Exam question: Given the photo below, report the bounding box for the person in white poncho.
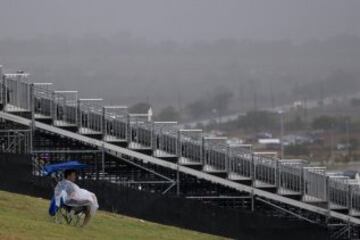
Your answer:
[54,169,99,227]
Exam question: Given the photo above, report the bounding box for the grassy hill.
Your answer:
[0,190,227,240]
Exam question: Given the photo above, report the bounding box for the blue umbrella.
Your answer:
[43,161,88,176]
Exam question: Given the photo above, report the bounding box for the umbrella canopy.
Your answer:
[43,161,88,176]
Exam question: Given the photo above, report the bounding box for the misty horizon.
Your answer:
[0,0,360,43]
[1,0,360,118]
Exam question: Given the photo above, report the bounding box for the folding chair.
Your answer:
[44,161,89,226]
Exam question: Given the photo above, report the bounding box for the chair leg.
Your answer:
[53,207,86,226]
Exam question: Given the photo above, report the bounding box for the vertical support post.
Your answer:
[2,68,8,109]
[251,190,255,212]
[176,130,181,161]
[7,131,9,150]
[176,163,180,196]
[51,91,56,124]
[102,107,106,139]
[62,94,67,123]
[301,167,306,201]
[101,143,105,174]
[94,151,99,181]
[126,113,131,145]
[30,83,35,123]
[275,159,280,192]
[325,176,330,224]
[15,74,19,108]
[176,130,181,196]
[251,153,255,186]
[225,145,230,176]
[77,98,81,130]
[0,65,3,109]
[348,184,353,214]
[151,122,156,153]
[201,137,205,166]
[29,83,35,155]
[251,153,255,212]
[27,77,31,111]
[74,93,78,127]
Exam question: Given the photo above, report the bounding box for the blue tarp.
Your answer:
[43,161,88,176]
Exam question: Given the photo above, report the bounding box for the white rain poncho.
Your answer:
[54,179,99,215]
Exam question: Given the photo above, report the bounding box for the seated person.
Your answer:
[54,169,99,226]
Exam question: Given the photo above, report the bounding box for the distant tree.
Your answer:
[185,86,234,120]
[156,106,180,121]
[296,69,359,99]
[285,144,310,156]
[286,115,306,130]
[195,122,205,130]
[129,102,151,113]
[311,116,336,130]
[350,138,359,151]
[210,86,233,115]
[185,100,209,119]
[238,111,277,131]
[351,98,360,107]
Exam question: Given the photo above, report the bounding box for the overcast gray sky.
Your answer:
[0,0,359,42]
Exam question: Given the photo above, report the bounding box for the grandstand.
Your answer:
[0,65,359,239]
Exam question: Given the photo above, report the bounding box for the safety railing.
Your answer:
[33,83,53,118]
[129,114,152,149]
[254,154,277,186]
[53,91,78,126]
[4,73,32,112]
[203,136,228,172]
[0,66,3,107]
[103,106,128,142]
[178,129,203,165]
[228,146,252,180]
[152,122,178,157]
[78,98,103,134]
[351,184,360,216]
[277,159,308,195]
[303,167,327,202]
[328,176,350,209]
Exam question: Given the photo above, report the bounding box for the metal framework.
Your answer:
[1,65,360,239]
[30,130,176,194]
[0,129,31,153]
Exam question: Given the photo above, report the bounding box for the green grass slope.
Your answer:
[0,190,227,240]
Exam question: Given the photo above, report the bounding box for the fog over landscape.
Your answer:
[0,0,360,116]
[3,2,360,237]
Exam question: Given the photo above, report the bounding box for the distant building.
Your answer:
[226,137,244,146]
[258,138,280,145]
[336,143,351,151]
[258,138,281,151]
[283,134,314,146]
[255,132,273,139]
